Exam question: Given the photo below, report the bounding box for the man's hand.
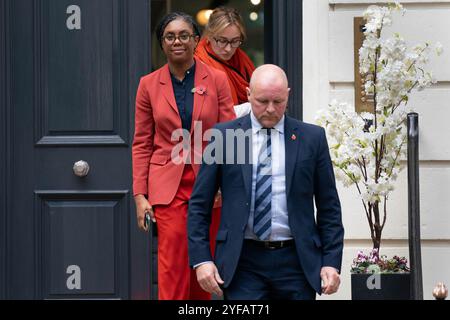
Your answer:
[320,266,341,295]
[134,194,155,232]
[195,262,224,297]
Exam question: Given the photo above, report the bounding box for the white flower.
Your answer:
[435,42,444,56]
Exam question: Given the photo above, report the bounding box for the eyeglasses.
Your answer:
[162,33,196,45]
[213,37,243,48]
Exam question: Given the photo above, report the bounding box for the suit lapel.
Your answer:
[191,59,207,134]
[238,114,253,200]
[159,64,180,115]
[284,116,300,197]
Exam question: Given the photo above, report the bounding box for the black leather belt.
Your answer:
[245,239,295,250]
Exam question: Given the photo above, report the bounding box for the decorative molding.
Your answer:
[264,0,303,120]
[33,0,46,149]
[116,0,130,146]
[34,190,129,299]
[33,0,130,147]
[35,190,129,197]
[36,135,127,146]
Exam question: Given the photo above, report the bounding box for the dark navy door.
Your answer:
[2,0,152,299]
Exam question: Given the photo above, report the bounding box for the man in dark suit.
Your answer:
[188,64,344,300]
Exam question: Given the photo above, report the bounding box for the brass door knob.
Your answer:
[73,160,90,177]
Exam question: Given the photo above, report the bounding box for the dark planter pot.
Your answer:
[351,273,411,300]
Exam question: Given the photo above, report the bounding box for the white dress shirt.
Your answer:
[244,111,292,241]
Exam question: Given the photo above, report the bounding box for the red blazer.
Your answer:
[132,58,235,205]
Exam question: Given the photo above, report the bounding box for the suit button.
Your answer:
[245,203,249,206]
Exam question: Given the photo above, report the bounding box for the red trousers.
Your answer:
[153,165,221,300]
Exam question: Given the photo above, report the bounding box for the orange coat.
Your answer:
[132,58,235,205]
[195,38,255,105]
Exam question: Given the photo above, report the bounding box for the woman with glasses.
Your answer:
[195,7,256,105]
[132,12,235,300]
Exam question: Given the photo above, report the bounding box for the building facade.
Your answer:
[304,0,450,300]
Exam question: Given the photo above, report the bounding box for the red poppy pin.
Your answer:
[191,85,207,95]
[291,134,297,141]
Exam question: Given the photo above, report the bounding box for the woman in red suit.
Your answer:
[195,7,255,105]
[132,12,235,300]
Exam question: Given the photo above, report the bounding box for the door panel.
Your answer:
[6,0,151,299]
[35,0,128,145]
[35,191,128,298]
[46,0,115,133]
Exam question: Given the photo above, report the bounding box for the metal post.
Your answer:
[407,112,423,300]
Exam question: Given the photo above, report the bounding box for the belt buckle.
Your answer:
[265,241,280,250]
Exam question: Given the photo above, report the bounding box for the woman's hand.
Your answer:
[135,194,155,232]
[214,189,222,203]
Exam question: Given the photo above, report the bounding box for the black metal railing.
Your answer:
[407,112,423,300]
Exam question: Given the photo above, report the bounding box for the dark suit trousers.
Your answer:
[223,240,316,300]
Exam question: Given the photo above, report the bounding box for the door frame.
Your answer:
[128,0,153,300]
[265,0,303,120]
[0,0,10,300]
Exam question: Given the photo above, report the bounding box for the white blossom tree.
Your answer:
[316,1,442,252]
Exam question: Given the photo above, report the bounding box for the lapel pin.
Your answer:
[291,134,297,141]
[191,85,206,95]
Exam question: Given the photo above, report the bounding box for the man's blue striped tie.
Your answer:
[253,128,272,240]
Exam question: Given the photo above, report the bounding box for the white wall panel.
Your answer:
[329,9,450,82]
[330,0,450,4]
